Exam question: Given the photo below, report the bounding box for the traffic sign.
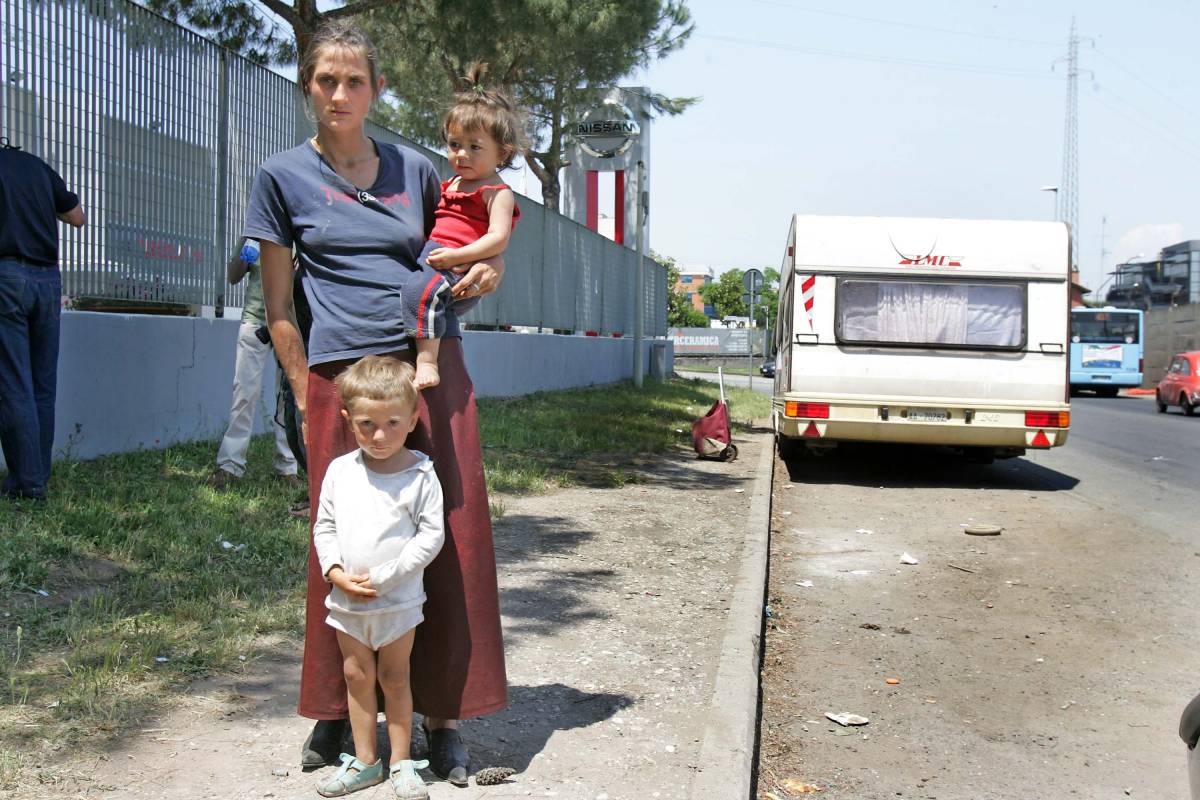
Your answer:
[742,269,764,292]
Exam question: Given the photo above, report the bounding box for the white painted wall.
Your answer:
[0,312,673,469]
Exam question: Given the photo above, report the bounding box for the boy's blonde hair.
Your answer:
[334,356,418,411]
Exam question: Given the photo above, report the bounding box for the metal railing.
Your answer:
[0,0,666,336]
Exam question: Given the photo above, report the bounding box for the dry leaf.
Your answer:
[782,778,824,794]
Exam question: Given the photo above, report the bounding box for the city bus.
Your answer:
[1069,307,1144,397]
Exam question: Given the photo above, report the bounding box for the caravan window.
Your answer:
[836,279,1025,350]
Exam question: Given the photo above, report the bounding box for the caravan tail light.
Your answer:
[785,402,830,419]
[1139,357,1144,374]
[1025,411,1070,428]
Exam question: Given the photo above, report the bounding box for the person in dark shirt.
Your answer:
[0,141,85,501]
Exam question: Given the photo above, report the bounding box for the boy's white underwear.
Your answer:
[325,606,424,650]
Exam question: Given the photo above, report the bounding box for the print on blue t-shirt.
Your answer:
[244,140,453,366]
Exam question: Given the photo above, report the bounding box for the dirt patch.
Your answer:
[2,436,770,800]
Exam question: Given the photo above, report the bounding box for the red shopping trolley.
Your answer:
[691,367,739,462]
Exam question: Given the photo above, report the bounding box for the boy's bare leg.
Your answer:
[377,628,418,766]
[414,339,441,390]
[336,630,380,765]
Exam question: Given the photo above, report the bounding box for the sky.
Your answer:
[621,0,1200,296]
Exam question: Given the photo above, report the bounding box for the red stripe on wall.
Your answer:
[613,170,625,244]
[586,171,599,232]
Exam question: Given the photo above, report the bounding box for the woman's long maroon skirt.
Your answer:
[297,339,508,720]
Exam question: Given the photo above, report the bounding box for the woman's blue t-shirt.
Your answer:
[244,139,455,366]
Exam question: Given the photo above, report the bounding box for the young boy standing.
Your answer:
[312,355,444,799]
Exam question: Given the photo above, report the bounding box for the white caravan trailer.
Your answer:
[772,215,1071,460]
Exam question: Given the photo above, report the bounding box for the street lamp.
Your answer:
[1039,185,1059,221]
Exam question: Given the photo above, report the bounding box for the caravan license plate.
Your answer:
[907,408,949,422]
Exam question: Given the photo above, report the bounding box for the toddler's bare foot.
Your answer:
[415,362,441,390]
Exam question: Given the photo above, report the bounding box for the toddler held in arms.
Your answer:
[401,62,522,390]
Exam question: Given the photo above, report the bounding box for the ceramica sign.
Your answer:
[669,327,765,355]
[574,99,641,158]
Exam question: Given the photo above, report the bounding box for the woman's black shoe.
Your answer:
[300,719,350,768]
[424,725,469,786]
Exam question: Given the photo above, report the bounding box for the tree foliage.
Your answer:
[657,251,709,328]
[143,0,698,210]
[700,267,780,327]
[144,0,401,66]
[359,0,697,210]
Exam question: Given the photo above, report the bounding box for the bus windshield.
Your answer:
[1071,311,1140,344]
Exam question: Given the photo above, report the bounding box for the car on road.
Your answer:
[1155,351,1200,415]
[1181,692,1200,798]
[760,359,775,378]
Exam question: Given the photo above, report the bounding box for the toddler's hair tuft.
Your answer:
[444,61,527,170]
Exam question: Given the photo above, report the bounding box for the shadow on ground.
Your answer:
[781,442,1080,492]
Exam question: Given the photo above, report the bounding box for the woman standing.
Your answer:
[244,22,507,786]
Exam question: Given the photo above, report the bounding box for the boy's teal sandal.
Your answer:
[390,759,431,799]
[316,753,385,797]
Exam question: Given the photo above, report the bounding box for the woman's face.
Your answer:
[306,46,382,134]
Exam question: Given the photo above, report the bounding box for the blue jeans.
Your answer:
[0,259,61,498]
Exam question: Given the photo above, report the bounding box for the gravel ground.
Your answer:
[7,434,770,800]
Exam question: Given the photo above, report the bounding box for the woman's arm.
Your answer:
[426,189,516,268]
[261,241,308,418]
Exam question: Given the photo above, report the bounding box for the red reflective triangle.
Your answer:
[1031,430,1051,447]
[803,421,821,438]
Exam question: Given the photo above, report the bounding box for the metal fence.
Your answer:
[0,0,666,336]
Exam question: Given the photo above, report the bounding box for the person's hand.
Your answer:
[327,567,378,601]
[451,256,506,299]
[426,247,455,268]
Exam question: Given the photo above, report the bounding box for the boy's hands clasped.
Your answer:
[326,566,378,600]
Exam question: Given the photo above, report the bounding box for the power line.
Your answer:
[748,0,1060,47]
[1089,93,1200,165]
[696,33,1057,79]
[1092,84,1200,157]
[1092,47,1200,126]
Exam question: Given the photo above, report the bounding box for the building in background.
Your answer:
[674,265,715,317]
[1070,268,1091,308]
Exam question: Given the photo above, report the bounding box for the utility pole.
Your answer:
[633,160,647,388]
[1056,17,1091,270]
[1099,214,1110,289]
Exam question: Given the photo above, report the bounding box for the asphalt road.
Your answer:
[676,369,773,395]
[757,393,1200,799]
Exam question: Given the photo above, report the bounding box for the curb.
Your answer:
[687,434,774,799]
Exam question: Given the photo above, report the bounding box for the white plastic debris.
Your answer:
[35,588,50,597]
[825,712,870,727]
[900,553,920,565]
[795,580,814,588]
[220,541,247,552]
[855,528,873,535]
[733,488,746,493]
[155,656,169,663]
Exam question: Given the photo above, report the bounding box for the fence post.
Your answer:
[213,48,231,315]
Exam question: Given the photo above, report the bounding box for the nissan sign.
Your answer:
[575,99,641,158]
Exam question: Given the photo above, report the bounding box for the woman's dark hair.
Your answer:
[443,62,526,170]
[298,21,381,99]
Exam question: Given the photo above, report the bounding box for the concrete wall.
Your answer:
[1144,304,1200,385]
[0,312,674,469]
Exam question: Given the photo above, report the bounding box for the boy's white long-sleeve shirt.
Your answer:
[313,449,445,616]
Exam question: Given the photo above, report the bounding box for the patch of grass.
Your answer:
[0,377,767,768]
[477,377,769,493]
[0,437,308,758]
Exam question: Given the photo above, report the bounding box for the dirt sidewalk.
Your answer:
[15,433,771,800]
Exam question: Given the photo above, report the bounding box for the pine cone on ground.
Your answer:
[474,766,516,786]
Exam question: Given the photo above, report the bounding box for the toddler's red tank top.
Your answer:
[429,179,520,249]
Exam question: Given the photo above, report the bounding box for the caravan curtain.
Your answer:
[838,280,1024,349]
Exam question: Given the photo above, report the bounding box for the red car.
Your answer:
[1156,352,1200,415]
